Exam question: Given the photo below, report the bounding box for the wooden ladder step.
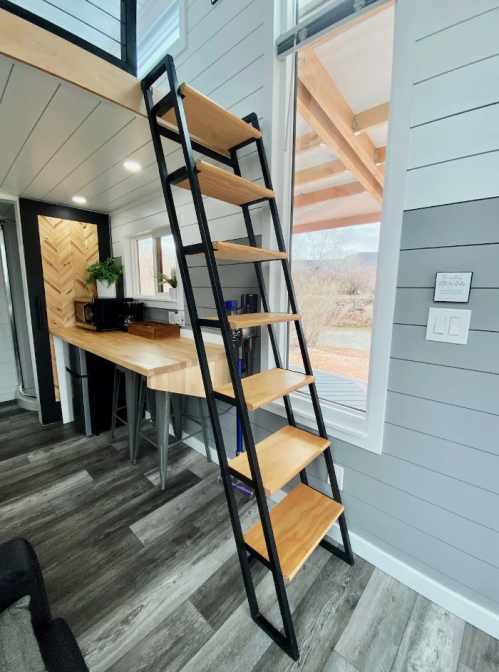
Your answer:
[197,241,288,263]
[244,483,344,582]
[176,160,274,206]
[214,368,314,411]
[206,312,300,328]
[160,83,262,156]
[229,426,329,496]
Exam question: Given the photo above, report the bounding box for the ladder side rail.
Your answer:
[230,147,309,487]
[246,114,354,564]
[142,83,262,619]
[162,55,299,657]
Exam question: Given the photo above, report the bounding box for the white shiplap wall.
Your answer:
[110,0,275,293]
[0,253,17,402]
[406,1,499,209]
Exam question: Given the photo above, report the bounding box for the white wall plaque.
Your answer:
[434,272,472,303]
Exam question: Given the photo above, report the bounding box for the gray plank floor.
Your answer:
[0,400,497,672]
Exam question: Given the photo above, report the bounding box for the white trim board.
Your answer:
[180,430,499,640]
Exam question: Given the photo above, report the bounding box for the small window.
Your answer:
[137,0,186,79]
[126,230,180,304]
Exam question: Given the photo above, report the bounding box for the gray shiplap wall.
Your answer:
[110,0,499,621]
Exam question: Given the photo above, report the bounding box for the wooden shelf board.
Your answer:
[176,161,274,206]
[206,313,300,328]
[229,426,329,496]
[196,241,288,263]
[161,83,261,155]
[244,483,344,582]
[214,368,314,411]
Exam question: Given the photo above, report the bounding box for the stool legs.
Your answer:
[110,366,122,441]
[133,376,147,464]
[197,398,211,463]
[156,390,172,490]
[124,370,141,464]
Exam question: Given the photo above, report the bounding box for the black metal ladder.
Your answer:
[142,54,354,661]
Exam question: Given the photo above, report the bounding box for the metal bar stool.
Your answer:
[134,376,212,490]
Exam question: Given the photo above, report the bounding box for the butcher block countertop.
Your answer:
[51,327,230,396]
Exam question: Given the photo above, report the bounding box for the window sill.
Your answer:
[131,294,182,310]
[264,392,383,454]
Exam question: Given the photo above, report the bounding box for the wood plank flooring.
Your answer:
[0,400,497,672]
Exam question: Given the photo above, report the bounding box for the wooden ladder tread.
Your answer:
[197,241,288,262]
[206,312,300,328]
[229,425,329,496]
[161,83,261,156]
[244,483,344,582]
[176,160,274,206]
[214,368,314,411]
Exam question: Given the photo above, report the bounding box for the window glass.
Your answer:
[137,237,156,296]
[158,235,177,293]
[289,3,394,412]
[137,0,181,78]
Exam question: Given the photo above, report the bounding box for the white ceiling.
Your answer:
[0,55,171,215]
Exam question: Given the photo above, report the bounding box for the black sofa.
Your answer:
[0,538,88,672]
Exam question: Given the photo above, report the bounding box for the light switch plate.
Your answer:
[426,308,471,345]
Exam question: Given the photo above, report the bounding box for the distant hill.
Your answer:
[293,251,378,272]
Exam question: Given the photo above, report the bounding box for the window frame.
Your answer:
[263,0,415,454]
[122,227,184,310]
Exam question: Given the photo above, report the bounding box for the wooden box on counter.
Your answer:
[127,322,180,340]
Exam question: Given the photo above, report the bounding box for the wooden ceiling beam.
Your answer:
[294,159,347,187]
[296,131,321,153]
[297,51,384,195]
[294,181,365,208]
[374,146,387,166]
[353,102,389,135]
[293,212,381,234]
[297,81,383,204]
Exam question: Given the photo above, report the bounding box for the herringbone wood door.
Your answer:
[38,216,98,399]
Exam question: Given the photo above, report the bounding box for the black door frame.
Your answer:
[19,199,111,425]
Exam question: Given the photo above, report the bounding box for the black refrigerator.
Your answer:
[66,346,116,436]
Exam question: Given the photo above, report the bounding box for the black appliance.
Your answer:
[66,346,117,436]
[74,298,144,331]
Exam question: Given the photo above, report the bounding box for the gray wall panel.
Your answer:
[391,324,499,374]
[385,391,499,453]
[397,245,499,288]
[383,422,499,491]
[394,287,499,331]
[401,198,499,249]
[332,439,499,534]
[342,467,499,570]
[388,358,499,414]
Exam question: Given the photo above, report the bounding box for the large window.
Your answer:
[288,2,393,414]
[269,0,412,452]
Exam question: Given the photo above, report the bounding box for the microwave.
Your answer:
[74,298,144,332]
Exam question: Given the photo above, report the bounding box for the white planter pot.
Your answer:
[169,287,178,301]
[96,279,117,298]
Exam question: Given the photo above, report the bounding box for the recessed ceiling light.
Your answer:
[124,160,142,173]
[72,195,87,204]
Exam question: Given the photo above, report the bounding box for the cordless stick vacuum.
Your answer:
[217,294,258,497]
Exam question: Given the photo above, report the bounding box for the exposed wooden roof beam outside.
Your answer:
[296,131,321,153]
[353,102,389,135]
[298,51,384,195]
[374,146,387,166]
[297,81,383,204]
[293,212,381,234]
[294,181,365,208]
[295,159,347,187]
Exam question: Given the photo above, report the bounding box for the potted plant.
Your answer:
[156,266,178,301]
[85,258,123,298]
